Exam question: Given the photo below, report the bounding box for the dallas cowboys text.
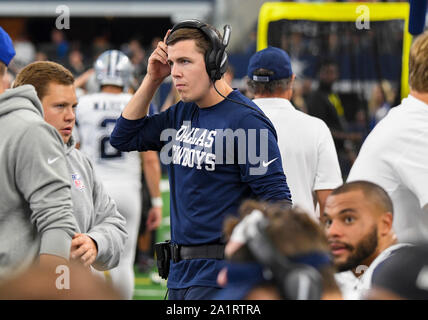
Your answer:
[160,121,272,175]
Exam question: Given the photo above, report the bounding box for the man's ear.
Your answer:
[379,212,393,236]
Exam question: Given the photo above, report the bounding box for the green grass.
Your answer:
[133,179,170,300]
[133,267,168,300]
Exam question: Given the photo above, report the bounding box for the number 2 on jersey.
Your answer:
[100,118,122,159]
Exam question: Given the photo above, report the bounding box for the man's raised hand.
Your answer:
[147,29,172,83]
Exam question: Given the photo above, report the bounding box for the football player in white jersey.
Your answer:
[322,181,410,299]
[76,50,162,299]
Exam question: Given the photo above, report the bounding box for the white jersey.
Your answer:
[348,95,428,242]
[76,92,141,187]
[253,98,343,219]
[335,243,410,300]
[76,91,143,299]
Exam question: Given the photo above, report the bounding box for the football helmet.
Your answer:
[94,50,134,90]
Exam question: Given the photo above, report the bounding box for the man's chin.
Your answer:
[63,135,72,144]
[336,263,352,273]
[334,257,359,273]
[180,96,191,103]
[332,253,351,271]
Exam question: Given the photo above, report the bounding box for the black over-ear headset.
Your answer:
[246,218,324,300]
[168,19,231,82]
[167,19,272,121]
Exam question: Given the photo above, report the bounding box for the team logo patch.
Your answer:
[71,173,86,191]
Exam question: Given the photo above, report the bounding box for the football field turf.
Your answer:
[133,268,168,300]
[133,179,170,300]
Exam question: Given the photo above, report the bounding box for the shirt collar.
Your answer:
[404,94,428,110]
[252,97,296,111]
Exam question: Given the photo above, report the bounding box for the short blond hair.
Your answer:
[13,61,74,101]
[409,31,428,93]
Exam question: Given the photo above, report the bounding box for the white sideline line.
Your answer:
[160,179,170,192]
[162,217,170,226]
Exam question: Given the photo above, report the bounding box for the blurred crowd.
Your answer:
[3,22,402,178]
[7,28,154,92]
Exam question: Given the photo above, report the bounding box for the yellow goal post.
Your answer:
[257,2,412,99]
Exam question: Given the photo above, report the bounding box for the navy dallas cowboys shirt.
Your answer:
[110,90,292,289]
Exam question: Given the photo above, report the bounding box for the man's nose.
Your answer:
[171,63,181,78]
[65,107,75,121]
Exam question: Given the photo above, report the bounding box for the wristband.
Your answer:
[151,196,163,208]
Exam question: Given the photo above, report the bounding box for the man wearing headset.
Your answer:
[110,20,292,300]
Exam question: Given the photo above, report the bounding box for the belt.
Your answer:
[170,243,225,263]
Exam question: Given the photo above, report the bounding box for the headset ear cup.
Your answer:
[283,266,323,300]
[206,49,218,81]
[214,49,227,79]
[169,21,229,82]
[219,51,228,78]
[209,50,227,81]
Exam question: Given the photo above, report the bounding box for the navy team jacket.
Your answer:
[110,90,292,289]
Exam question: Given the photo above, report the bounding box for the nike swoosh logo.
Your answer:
[48,156,60,165]
[262,157,278,167]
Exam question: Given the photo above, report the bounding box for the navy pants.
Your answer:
[168,286,222,300]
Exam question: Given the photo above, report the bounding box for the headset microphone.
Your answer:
[169,20,269,120]
[223,25,231,47]
[208,23,269,119]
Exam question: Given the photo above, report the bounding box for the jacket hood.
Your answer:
[65,134,76,155]
[0,85,44,117]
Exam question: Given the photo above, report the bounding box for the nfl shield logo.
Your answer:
[71,173,86,191]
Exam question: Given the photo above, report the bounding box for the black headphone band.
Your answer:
[167,19,230,81]
[169,19,207,34]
